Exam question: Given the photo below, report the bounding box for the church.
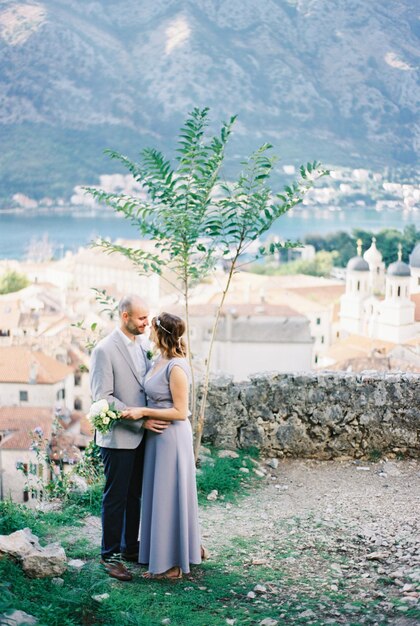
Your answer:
[339,240,420,344]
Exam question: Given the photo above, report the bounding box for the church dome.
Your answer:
[363,237,382,265]
[409,243,420,268]
[388,260,411,277]
[347,256,369,272]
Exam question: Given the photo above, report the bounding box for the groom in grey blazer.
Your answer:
[90,294,169,581]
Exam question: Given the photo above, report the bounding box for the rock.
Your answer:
[239,467,250,474]
[267,458,279,469]
[22,543,67,578]
[161,620,171,625]
[51,577,64,586]
[0,610,38,625]
[69,475,88,493]
[259,619,278,626]
[35,501,62,513]
[247,591,256,599]
[299,609,316,618]
[390,569,405,579]
[0,528,41,559]
[206,490,218,501]
[254,470,265,478]
[199,446,212,456]
[382,462,402,476]
[92,593,110,602]
[0,528,67,579]
[366,551,390,560]
[68,559,86,570]
[218,449,239,459]
[254,584,267,593]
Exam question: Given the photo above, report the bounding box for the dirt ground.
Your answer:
[80,457,419,624]
[200,457,420,625]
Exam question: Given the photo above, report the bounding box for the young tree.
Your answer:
[86,108,236,417]
[85,109,328,457]
[0,270,29,294]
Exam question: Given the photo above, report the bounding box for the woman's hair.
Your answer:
[152,312,187,358]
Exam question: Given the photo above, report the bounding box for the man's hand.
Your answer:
[143,419,171,434]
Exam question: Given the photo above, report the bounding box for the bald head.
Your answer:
[118,295,148,317]
[118,295,149,338]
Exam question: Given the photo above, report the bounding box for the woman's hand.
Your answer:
[121,407,146,420]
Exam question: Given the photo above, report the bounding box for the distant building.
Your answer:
[0,346,75,410]
[187,303,313,381]
[0,406,91,503]
[334,239,420,367]
[0,407,53,503]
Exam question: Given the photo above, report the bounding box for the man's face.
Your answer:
[122,302,149,336]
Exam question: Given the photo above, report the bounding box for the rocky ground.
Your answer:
[59,457,420,625]
[199,457,420,625]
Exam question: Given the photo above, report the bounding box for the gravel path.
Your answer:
[200,458,420,624]
[79,458,420,624]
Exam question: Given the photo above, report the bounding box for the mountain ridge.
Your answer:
[0,0,418,199]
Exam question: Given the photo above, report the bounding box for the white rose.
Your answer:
[89,399,109,416]
[107,410,117,419]
[102,416,110,425]
[100,412,106,419]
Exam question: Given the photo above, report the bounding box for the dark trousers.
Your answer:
[100,438,145,560]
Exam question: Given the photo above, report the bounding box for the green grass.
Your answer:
[1,452,416,625]
[0,512,415,626]
[196,446,262,505]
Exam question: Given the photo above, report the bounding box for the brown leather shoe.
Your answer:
[100,559,133,581]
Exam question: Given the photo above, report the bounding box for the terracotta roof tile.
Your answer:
[0,346,73,383]
[0,407,53,450]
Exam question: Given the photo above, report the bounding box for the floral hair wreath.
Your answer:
[155,317,171,334]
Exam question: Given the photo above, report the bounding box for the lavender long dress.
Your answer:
[139,357,202,574]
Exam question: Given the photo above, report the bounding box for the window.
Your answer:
[357,281,360,291]
[314,355,318,364]
[56,388,65,401]
[336,331,340,338]
[397,286,401,297]
[377,267,380,274]
[321,336,325,344]
[316,317,321,325]
[74,398,82,410]
[19,390,28,402]
[74,373,82,386]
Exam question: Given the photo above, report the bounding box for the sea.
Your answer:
[0,207,418,261]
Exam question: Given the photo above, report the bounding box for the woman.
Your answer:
[122,313,202,579]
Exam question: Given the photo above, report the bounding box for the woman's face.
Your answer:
[149,324,157,344]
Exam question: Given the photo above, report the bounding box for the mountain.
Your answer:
[0,0,418,200]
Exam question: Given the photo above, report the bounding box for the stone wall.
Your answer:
[202,371,420,459]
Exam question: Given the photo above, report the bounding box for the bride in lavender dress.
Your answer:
[122,313,202,579]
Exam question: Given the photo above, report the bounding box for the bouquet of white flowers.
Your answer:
[88,399,122,434]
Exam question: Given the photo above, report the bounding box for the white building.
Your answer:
[363,237,385,294]
[0,346,75,410]
[375,252,416,343]
[183,303,314,381]
[409,243,420,294]
[0,407,53,503]
[339,240,371,335]
[339,241,419,345]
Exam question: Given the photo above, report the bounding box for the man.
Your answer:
[90,295,169,581]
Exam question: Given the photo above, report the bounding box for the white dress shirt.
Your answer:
[116,328,147,381]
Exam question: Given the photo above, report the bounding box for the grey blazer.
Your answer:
[89,328,151,449]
